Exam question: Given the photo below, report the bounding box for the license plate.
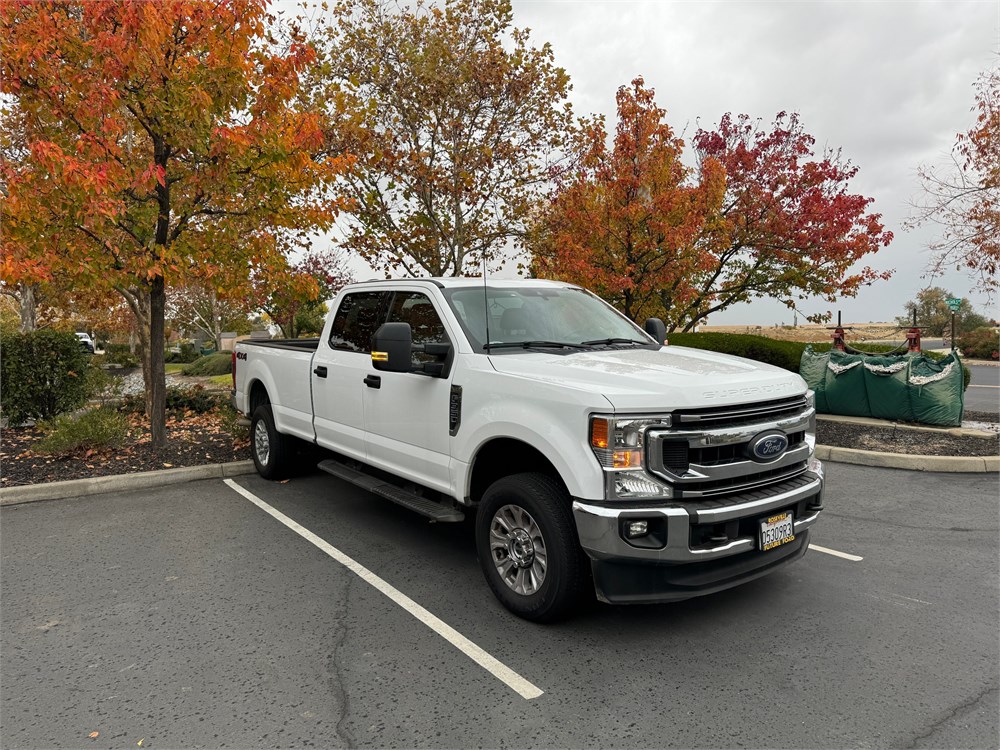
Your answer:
[760,510,795,552]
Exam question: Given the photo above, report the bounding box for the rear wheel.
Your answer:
[475,472,589,622]
[250,404,294,480]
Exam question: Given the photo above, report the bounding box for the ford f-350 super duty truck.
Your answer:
[233,278,824,621]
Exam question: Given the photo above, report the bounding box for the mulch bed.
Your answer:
[1,411,250,488]
[816,410,999,457]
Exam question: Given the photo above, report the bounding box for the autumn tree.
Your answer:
[254,248,354,338]
[316,0,573,277]
[530,78,727,322]
[683,111,893,329]
[531,79,893,330]
[910,63,999,297]
[168,284,253,350]
[1,1,350,447]
[896,287,989,338]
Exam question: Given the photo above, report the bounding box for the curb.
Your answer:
[0,461,256,506]
[816,414,997,439]
[815,445,999,473]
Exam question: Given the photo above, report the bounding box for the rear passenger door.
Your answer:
[312,290,388,460]
[363,291,455,493]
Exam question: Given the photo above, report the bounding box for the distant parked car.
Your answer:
[76,332,95,354]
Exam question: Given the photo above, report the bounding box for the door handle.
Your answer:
[364,374,381,389]
[313,366,328,378]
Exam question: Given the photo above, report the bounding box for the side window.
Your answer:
[328,292,387,353]
[386,292,448,366]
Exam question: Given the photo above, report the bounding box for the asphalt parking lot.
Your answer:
[965,364,999,415]
[2,463,998,749]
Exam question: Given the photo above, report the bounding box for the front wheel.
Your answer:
[250,404,294,480]
[475,473,590,622]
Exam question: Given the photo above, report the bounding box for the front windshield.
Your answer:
[441,285,656,352]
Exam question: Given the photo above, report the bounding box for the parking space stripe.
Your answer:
[809,543,864,562]
[223,479,544,701]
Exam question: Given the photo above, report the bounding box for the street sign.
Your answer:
[946,297,962,312]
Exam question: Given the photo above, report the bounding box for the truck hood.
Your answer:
[487,345,806,411]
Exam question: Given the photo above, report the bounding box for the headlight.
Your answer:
[590,415,673,499]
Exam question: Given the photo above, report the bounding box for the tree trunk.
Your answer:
[149,275,167,449]
[116,285,154,418]
[18,283,37,333]
[213,290,223,350]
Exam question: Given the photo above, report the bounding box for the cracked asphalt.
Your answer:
[2,462,997,749]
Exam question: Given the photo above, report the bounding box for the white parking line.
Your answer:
[967,384,1000,388]
[223,479,544,701]
[809,543,864,562]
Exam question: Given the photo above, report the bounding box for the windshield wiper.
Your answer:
[485,340,591,351]
[581,337,651,347]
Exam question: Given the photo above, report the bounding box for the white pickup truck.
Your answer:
[233,278,824,621]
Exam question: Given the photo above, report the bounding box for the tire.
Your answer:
[250,404,294,480]
[475,472,590,622]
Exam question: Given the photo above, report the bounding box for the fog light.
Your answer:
[625,520,649,538]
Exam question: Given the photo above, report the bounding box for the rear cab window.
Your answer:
[328,291,388,353]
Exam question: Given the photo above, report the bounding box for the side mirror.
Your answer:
[371,322,413,373]
[644,317,667,345]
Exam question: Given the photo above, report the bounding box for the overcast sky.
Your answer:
[506,0,999,325]
[324,0,999,325]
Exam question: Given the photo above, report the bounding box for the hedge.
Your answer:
[181,352,233,376]
[957,327,999,360]
[0,329,94,424]
[666,333,971,390]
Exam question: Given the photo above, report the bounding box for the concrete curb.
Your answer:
[815,445,999,473]
[817,413,996,438]
[0,461,256,506]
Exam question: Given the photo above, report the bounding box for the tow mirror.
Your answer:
[371,322,412,373]
[371,323,453,376]
[644,317,667,345]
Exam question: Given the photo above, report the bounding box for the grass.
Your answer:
[207,374,231,386]
[165,363,186,374]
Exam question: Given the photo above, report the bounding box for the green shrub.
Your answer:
[218,403,250,443]
[182,352,232,376]
[667,333,972,390]
[103,343,140,368]
[35,407,129,455]
[667,332,806,372]
[958,327,999,360]
[165,341,200,363]
[0,329,93,425]
[118,384,222,415]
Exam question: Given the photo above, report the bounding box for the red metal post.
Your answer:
[829,311,846,352]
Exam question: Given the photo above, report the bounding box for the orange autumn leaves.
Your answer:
[0,0,348,293]
[532,78,728,324]
[531,78,893,331]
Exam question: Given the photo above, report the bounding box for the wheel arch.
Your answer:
[248,379,270,415]
[468,437,568,505]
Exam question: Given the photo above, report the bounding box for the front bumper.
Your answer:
[572,470,823,604]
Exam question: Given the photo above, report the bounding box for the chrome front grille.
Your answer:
[645,397,814,499]
[672,396,810,429]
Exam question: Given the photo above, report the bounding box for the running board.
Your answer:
[317,459,465,523]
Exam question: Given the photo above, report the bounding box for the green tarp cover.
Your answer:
[798,348,964,427]
[861,354,913,422]
[798,347,830,413]
[909,352,965,427]
[822,351,870,417]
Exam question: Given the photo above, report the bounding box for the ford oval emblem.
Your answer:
[748,431,789,462]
